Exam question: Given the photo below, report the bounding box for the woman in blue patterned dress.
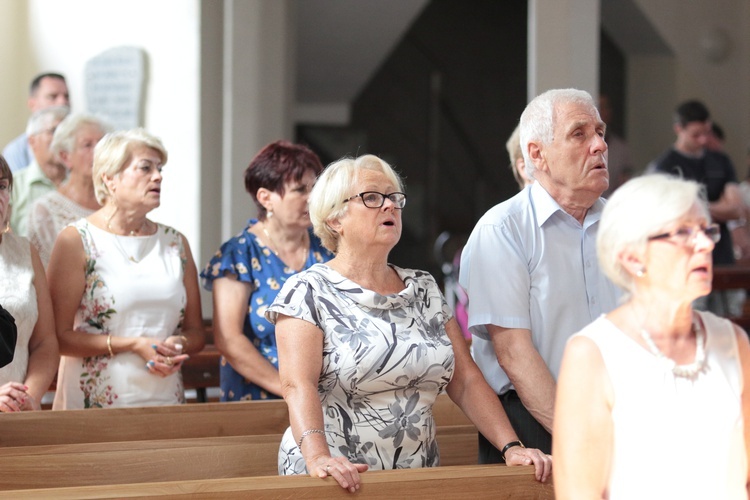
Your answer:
[267,155,552,492]
[201,141,333,401]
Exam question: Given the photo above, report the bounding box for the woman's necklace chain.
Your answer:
[262,225,280,256]
[262,223,308,269]
[640,317,707,378]
[107,218,153,264]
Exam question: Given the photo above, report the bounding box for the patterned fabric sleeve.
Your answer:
[266,272,320,328]
[200,233,256,292]
[26,197,55,266]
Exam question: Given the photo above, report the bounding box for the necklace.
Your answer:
[640,317,707,378]
[261,223,308,269]
[262,226,280,256]
[105,207,151,236]
[111,233,149,264]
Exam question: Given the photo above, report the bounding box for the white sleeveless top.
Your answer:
[0,232,38,385]
[574,311,746,499]
[53,220,187,409]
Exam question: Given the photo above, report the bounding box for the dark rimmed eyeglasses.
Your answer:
[648,223,721,246]
[343,191,407,209]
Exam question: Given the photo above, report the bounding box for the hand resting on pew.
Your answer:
[268,155,553,494]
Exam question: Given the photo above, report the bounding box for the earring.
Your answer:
[267,210,273,219]
[636,267,646,278]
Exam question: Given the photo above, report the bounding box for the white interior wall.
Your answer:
[24,0,202,256]
[0,2,32,146]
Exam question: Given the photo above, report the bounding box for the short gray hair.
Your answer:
[50,113,112,158]
[597,174,707,296]
[25,105,70,137]
[309,154,404,253]
[519,88,598,179]
[92,128,168,205]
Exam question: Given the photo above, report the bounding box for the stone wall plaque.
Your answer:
[85,46,146,130]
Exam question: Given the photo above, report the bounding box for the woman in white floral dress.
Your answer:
[267,155,552,492]
[48,129,204,409]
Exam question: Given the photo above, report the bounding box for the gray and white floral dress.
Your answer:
[266,263,456,474]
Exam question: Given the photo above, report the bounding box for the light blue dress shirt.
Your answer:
[2,133,32,172]
[459,182,621,395]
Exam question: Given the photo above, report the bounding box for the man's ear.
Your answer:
[528,142,546,173]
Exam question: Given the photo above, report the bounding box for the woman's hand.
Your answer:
[128,337,188,377]
[308,454,369,493]
[146,339,189,377]
[0,382,29,412]
[505,445,553,482]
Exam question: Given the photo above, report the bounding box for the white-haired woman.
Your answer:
[266,155,552,493]
[0,155,58,412]
[47,129,205,409]
[554,174,750,499]
[27,113,111,266]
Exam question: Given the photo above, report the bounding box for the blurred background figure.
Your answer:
[554,174,750,499]
[649,100,744,318]
[48,129,204,409]
[707,122,726,152]
[506,124,533,190]
[201,140,333,402]
[3,73,69,172]
[10,105,70,237]
[27,113,110,266]
[0,155,59,412]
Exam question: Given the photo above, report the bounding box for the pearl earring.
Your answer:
[636,267,646,278]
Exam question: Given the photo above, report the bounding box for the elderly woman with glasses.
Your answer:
[554,174,750,499]
[266,155,551,493]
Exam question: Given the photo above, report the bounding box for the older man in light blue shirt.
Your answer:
[460,88,621,462]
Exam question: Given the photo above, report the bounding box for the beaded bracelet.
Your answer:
[106,334,114,358]
[297,428,325,448]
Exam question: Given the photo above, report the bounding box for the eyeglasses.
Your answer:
[343,191,407,209]
[648,223,721,246]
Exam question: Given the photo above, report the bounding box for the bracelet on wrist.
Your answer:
[177,334,188,351]
[106,334,114,358]
[500,440,524,461]
[297,428,325,448]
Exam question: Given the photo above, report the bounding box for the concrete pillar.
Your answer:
[222,0,295,239]
[527,0,600,100]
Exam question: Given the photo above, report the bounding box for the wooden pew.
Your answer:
[3,465,552,499]
[0,400,289,447]
[0,424,477,491]
[0,394,472,447]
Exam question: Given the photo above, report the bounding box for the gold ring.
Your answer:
[165,356,173,366]
[325,464,331,473]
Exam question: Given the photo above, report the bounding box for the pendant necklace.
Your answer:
[262,223,308,270]
[640,317,707,378]
[108,218,152,264]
